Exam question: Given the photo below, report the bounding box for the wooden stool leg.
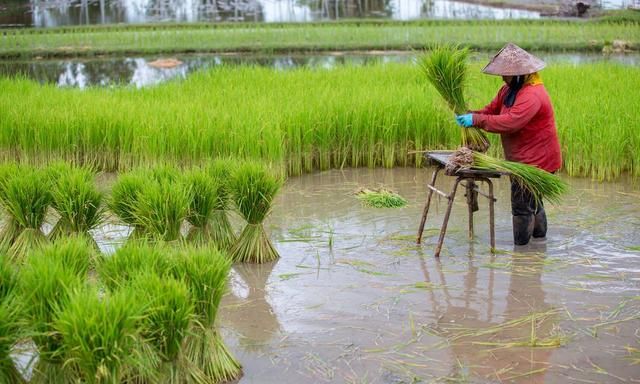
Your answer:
[486,179,496,252]
[434,177,461,258]
[416,168,440,244]
[466,180,475,240]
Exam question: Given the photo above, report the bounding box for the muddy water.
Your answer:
[203,168,640,383]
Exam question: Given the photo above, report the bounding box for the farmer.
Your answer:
[455,43,562,246]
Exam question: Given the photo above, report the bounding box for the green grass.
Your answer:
[0,62,638,181]
[0,19,638,59]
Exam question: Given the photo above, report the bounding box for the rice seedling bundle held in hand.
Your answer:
[419,44,490,152]
[230,162,282,263]
[184,168,222,245]
[173,247,242,383]
[208,159,238,250]
[0,166,52,261]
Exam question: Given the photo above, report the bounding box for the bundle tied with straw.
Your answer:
[447,147,568,205]
[109,171,151,241]
[0,255,24,383]
[173,247,242,383]
[208,159,238,250]
[184,168,221,245]
[419,44,490,152]
[230,162,282,264]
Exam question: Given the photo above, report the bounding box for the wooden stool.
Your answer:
[416,151,503,257]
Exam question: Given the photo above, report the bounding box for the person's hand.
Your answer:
[455,114,473,128]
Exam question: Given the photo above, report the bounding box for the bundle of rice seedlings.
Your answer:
[173,247,241,383]
[35,237,96,278]
[184,168,221,245]
[0,254,24,383]
[447,147,568,205]
[108,171,151,241]
[0,294,24,384]
[19,255,84,383]
[49,166,104,249]
[129,273,202,383]
[151,164,180,183]
[0,167,52,261]
[55,287,159,384]
[229,162,282,263]
[208,159,238,250]
[132,179,191,244]
[419,44,490,152]
[0,163,20,250]
[97,243,173,291]
[355,187,408,208]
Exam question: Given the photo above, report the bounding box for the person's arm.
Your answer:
[473,92,541,134]
[469,85,507,115]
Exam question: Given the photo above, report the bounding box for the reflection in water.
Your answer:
[222,261,283,351]
[2,52,639,89]
[1,0,546,27]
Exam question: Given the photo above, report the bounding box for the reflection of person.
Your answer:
[455,43,562,246]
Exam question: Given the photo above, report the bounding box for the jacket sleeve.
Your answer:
[469,86,507,115]
[472,91,541,134]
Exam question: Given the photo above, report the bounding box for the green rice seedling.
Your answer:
[419,44,489,152]
[97,243,173,291]
[55,287,159,384]
[355,187,408,208]
[19,254,84,383]
[230,162,282,263]
[108,171,152,241]
[183,168,221,245]
[0,253,17,301]
[172,247,241,383]
[0,294,24,384]
[132,179,191,244]
[0,167,52,261]
[49,165,104,248]
[35,237,95,278]
[130,272,202,383]
[208,159,238,251]
[151,164,181,183]
[0,163,20,251]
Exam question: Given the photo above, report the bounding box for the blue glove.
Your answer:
[455,114,473,128]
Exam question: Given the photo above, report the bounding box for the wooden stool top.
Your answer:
[425,150,505,179]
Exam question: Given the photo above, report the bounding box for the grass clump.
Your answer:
[35,237,96,278]
[172,247,241,382]
[55,287,158,384]
[97,243,173,291]
[0,254,23,383]
[19,254,84,383]
[230,162,282,263]
[419,44,489,152]
[48,164,104,248]
[356,187,408,208]
[184,168,222,245]
[0,166,52,261]
[208,159,238,250]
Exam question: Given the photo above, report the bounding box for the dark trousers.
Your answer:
[511,179,547,245]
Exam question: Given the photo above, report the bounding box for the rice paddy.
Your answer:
[0,19,638,59]
[1,62,639,181]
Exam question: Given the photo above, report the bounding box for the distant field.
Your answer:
[0,19,638,58]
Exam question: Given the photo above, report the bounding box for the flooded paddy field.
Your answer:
[89,168,640,383]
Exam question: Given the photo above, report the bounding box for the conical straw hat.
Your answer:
[482,43,546,76]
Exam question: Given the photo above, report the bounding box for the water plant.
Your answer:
[0,166,52,261]
[184,168,221,245]
[108,171,151,240]
[19,253,84,383]
[55,287,158,384]
[230,162,282,263]
[48,164,104,248]
[419,44,489,152]
[172,247,241,382]
[208,159,238,250]
[356,187,408,208]
[131,178,191,244]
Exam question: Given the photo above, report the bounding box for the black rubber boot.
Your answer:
[533,207,547,238]
[513,214,534,246]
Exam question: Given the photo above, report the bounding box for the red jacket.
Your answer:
[472,84,562,173]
